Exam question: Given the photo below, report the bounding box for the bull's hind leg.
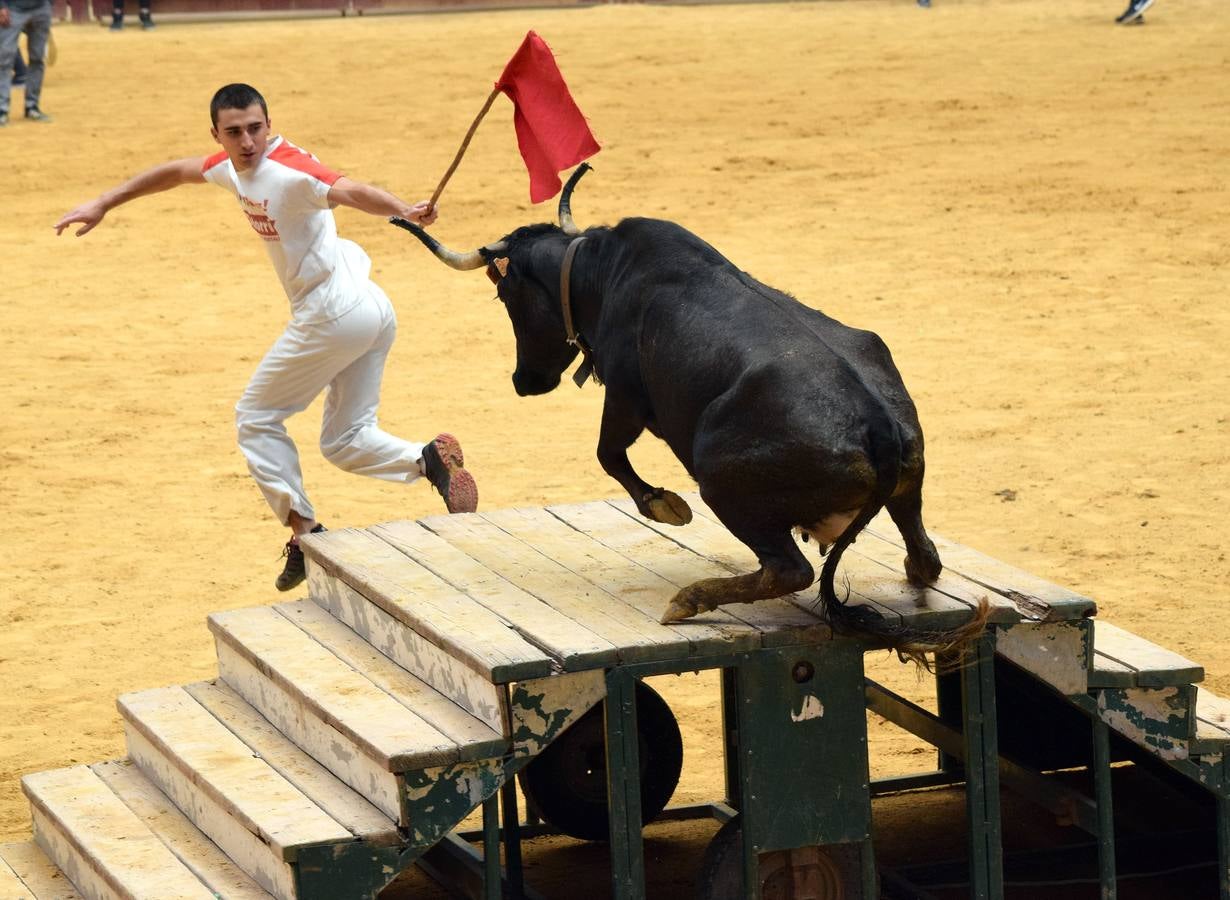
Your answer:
[887,484,942,587]
[660,527,813,623]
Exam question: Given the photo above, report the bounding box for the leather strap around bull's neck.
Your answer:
[560,235,599,387]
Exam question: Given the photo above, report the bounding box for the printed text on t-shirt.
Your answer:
[240,195,279,241]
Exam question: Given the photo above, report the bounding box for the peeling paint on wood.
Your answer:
[1096,685,1196,761]
[402,759,507,848]
[791,695,825,722]
[510,670,606,757]
[997,621,1090,695]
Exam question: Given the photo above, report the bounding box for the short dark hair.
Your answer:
[210,83,268,127]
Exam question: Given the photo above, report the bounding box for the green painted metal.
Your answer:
[735,641,871,853]
[866,678,1101,834]
[1091,716,1117,900]
[721,666,742,812]
[482,794,500,900]
[604,668,647,900]
[500,780,526,899]
[961,632,1004,900]
[293,839,410,900]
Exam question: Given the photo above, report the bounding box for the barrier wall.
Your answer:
[54,0,584,22]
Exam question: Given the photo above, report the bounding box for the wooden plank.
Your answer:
[482,506,762,654]
[208,606,463,771]
[182,681,400,846]
[23,765,217,900]
[679,493,1017,627]
[611,497,988,635]
[274,600,508,762]
[1090,621,1204,689]
[419,513,696,667]
[509,670,607,758]
[859,510,1096,622]
[118,685,353,860]
[0,851,31,898]
[120,724,297,898]
[1095,685,1196,761]
[372,520,620,671]
[307,564,506,732]
[1089,654,1137,689]
[402,758,507,850]
[0,841,83,900]
[213,640,402,824]
[548,500,830,642]
[1191,689,1230,756]
[683,492,1089,623]
[301,527,552,682]
[89,761,273,900]
[844,531,1020,625]
[996,621,1090,696]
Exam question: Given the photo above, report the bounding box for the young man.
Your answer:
[54,82,477,591]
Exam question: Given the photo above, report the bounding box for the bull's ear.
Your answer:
[493,257,509,278]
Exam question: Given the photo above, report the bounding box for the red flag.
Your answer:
[496,32,600,204]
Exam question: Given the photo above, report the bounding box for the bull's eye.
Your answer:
[485,266,501,287]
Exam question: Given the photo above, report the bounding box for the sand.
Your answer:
[2,0,1227,891]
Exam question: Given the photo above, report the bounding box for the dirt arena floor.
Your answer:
[2,0,1228,895]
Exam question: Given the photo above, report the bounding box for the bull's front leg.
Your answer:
[597,397,692,526]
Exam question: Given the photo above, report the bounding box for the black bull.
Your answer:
[393,168,986,659]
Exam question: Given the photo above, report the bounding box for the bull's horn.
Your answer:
[389,217,505,271]
[558,163,593,236]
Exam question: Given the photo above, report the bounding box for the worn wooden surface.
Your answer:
[182,681,399,846]
[23,765,218,900]
[89,760,273,900]
[1090,620,1204,689]
[0,840,83,899]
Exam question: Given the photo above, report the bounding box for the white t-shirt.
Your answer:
[202,136,371,324]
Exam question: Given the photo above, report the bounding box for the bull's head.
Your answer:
[391,164,592,397]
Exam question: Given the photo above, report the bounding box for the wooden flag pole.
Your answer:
[429,86,503,211]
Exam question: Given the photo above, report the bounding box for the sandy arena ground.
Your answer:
[1,0,1228,894]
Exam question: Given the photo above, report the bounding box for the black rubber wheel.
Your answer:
[697,818,867,900]
[516,680,683,842]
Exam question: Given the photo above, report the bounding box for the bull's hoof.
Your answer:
[904,549,942,587]
[646,490,693,527]
[660,596,699,624]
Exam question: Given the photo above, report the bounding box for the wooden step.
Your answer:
[21,765,221,900]
[208,603,509,825]
[0,839,83,899]
[1094,684,1197,762]
[1190,688,1230,756]
[300,525,553,684]
[117,684,357,899]
[1089,620,1204,689]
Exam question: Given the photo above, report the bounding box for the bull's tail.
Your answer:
[818,424,988,670]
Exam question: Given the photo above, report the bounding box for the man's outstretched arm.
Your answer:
[326,177,439,228]
[55,157,208,237]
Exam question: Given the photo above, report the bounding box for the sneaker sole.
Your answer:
[431,433,479,514]
[275,572,306,592]
[1119,0,1153,22]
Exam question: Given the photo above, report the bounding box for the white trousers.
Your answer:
[235,284,425,526]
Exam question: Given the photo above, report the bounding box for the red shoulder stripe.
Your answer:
[201,150,228,173]
[269,142,342,185]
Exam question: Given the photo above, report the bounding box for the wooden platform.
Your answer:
[10,491,1230,900]
[302,493,1095,682]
